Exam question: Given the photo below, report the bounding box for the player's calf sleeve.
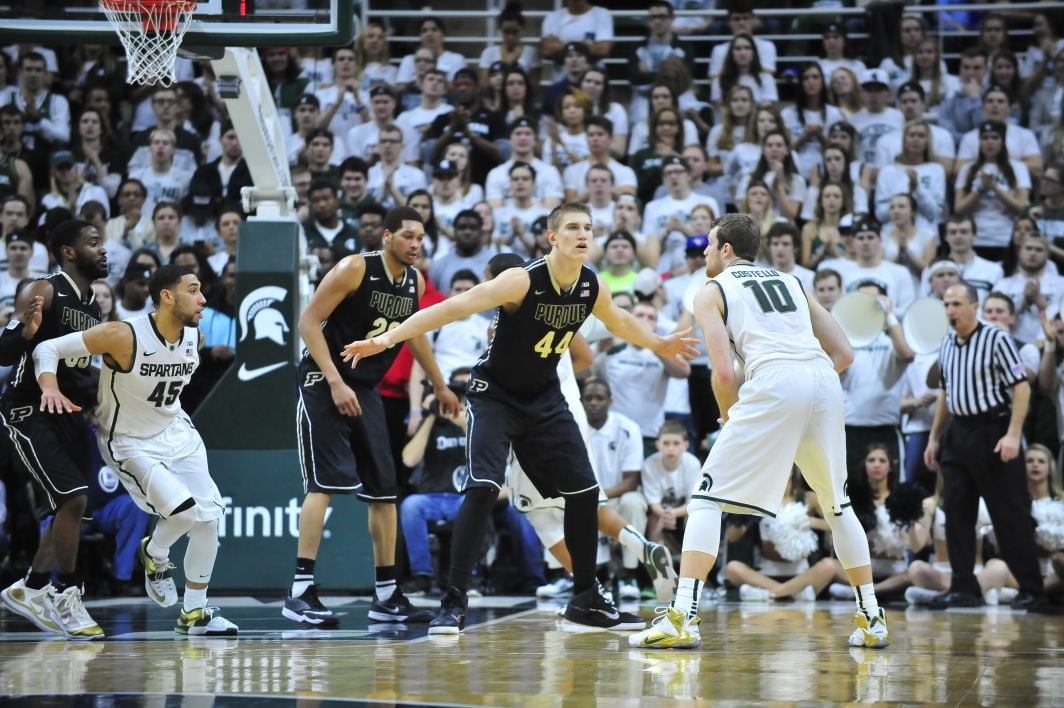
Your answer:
[681,498,723,558]
[184,519,219,585]
[825,507,871,570]
[446,485,500,592]
[562,488,599,592]
[148,500,198,556]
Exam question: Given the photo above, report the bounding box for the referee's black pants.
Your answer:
[940,417,1043,596]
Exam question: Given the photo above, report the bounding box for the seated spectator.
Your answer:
[492,162,550,258]
[879,194,937,281]
[114,260,153,320]
[710,33,778,112]
[127,128,193,213]
[345,85,403,165]
[540,0,614,65]
[429,212,495,294]
[579,68,629,158]
[643,156,719,275]
[189,121,253,207]
[955,88,1043,182]
[642,419,700,551]
[495,66,541,128]
[724,105,783,205]
[816,24,867,85]
[315,46,368,140]
[354,20,397,93]
[304,179,359,258]
[71,106,126,199]
[366,125,427,210]
[148,201,184,263]
[425,68,505,186]
[395,16,468,88]
[541,42,592,119]
[480,2,541,88]
[262,47,310,130]
[735,130,806,223]
[707,2,777,80]
[106,178,154,252]
[850,70,905,169]
[937,47,991,145]
[765,222,814,291]
[827,221,917,315]
[208,205,242,276]
[563,117,636,203]
[0,106,36,207]
[873,85,956,173]
[39,150,110,221]
[994,233,1064,344]
[486,117,563,209]
[179,182,221,253]
[126,85,202,174]
[782,62,843,180]
[905,38,960,121]
[395,69,453,165]
[801,181,853,269]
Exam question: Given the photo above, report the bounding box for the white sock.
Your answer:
[184,586,208,613]
[673,577,702,620]
[291,576,313,598]
[375,579,397,602]
[618,525,650,558]
[854,583,879,616]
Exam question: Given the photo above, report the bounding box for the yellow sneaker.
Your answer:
[627,607,700,649]
[849,608,889,649]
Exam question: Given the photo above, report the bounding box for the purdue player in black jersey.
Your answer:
[285,205,460,628]
[0,219,107,639]
[344,203,698,634]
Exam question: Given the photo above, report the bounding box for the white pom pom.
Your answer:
[870,505,908,558]
[762,502,819,561]
[1032,498,1064,552]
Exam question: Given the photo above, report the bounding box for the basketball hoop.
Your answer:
[99,0,198,86]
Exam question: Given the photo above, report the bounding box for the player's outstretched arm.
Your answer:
[807,294,854,373]
[0,281,53,365]
[33,322,134,414]
[342,267,530,363]
[591,277,698,362]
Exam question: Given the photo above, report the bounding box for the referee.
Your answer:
[924,283,1044,609]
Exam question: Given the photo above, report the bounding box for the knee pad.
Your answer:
[184,519,219,584]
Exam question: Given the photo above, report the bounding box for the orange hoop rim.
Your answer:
[99,0,198,10]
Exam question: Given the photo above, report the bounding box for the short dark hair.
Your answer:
[453,208,482,226]
[547,202,591,234]
[49,219,95,264]
[306,128,335,146]
[581,377,611,397]
[766,221,800,250]
[814,268,842,288]
[357,203,387,221]
[308,179,339,198]
[486,252,524,278]
[149,264,195,305]
[450,269,479,287]
[384,206,424,233]
[984,290,1016,315]
[712,213,760,261]
[339,156,370,177]
[946,213,977,234]
[586,115,614,136]
[658,418,688,439]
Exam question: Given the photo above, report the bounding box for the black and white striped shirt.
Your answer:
[939,322,1027,417]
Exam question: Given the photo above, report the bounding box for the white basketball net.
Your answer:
[99,0,198,86]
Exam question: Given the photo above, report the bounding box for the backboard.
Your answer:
[0,0,355,48]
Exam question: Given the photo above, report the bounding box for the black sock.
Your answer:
[295,557,316,576]
[446,486,500,592]
[25,570,51,590]
[56,573,78,592]
[563,489,600,595]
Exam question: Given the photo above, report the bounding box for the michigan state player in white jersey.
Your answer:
[630,213,889,651]
[344,203,698,635]
[32,265,238,637]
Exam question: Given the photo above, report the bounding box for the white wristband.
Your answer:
[884,313,900,330]
[32,331,91,377]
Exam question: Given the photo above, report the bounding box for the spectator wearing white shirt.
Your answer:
[879,193,938,284]
[956,87,1044,182]
[540,0,615,64]
[584,163,618,241]
[395,69,454,166]
[709,33,778,111]
[286,94,348,168]
[39,150,109,221]
[492,162,549,258]
[486,117,563,209]
[765,222,814,292]
[994,233,1064,345]
[563,116,637,203]
[127,129,193,213]
[849,69,905,170]
[345,85,403,165]
[734,130,806,223]
[954,120,1032,258]
[643,156,720,276]
[905,38,960,121]
[874,83,956,173]
[823,218,916,316]
[816,23,867,86]
[12,51,70,152]
[479,2,541,88]
[641,419,701,548]
[395,16,468,87]
[781,62,844,180]
[707,3,776,79]
[314,46,369,140]
[874,119,948,234]
[365,124,427,209]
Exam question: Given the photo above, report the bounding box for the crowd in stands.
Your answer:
[0,0,1062,605]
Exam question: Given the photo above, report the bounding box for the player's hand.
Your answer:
[994,433,1021,462]
[40,388,81,415]
[434,386,461,418]
[19,295,44,339]
[923,438,939,471]
[342,337,388,364]
[329,380,362,417]
[657,327,699,362]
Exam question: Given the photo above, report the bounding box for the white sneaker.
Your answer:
[905,586,941,606]
[1,579,62,633]
[139,537,178,608]
[50,586,105,640]
[795,585,817,602]
[618,578,641,601]
[848,608,889,649]
[828,582,853,601]
[536,575,574,598]
[739,584,773,602]
[998,587,1018,603]
[176,606,239,636]
[983,588,999,606]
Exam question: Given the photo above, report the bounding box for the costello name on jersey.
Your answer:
[534,303,587,329]
[140,362,196,377]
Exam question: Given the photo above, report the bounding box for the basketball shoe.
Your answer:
[283,584,339,628]
[428,585,467,635]
[369,586,435,623]
[138,537,178,607]
[1,578,61,633]
[176,606,239,636]
[848,608,889,648]
[628,606,701,649]
[50,585,105,640]
[563,583,645,631]
[536,575,574,598]
[642,542,677,602]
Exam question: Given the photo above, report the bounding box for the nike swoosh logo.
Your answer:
[142,351,155,357]
[370,276,381,281]
[238,361,287,381]
[534,289,546,295]
[644,635,668,644]
[597,608,619,619]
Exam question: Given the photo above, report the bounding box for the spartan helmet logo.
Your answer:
[239,286,290,346]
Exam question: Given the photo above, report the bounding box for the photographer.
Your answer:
[399,368,546,595]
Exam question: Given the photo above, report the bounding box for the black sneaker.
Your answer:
[282,585,340,628]
[401,575,435,597]
[428,586,468,635]
[564,585,646,631]
[368,586,435,623]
